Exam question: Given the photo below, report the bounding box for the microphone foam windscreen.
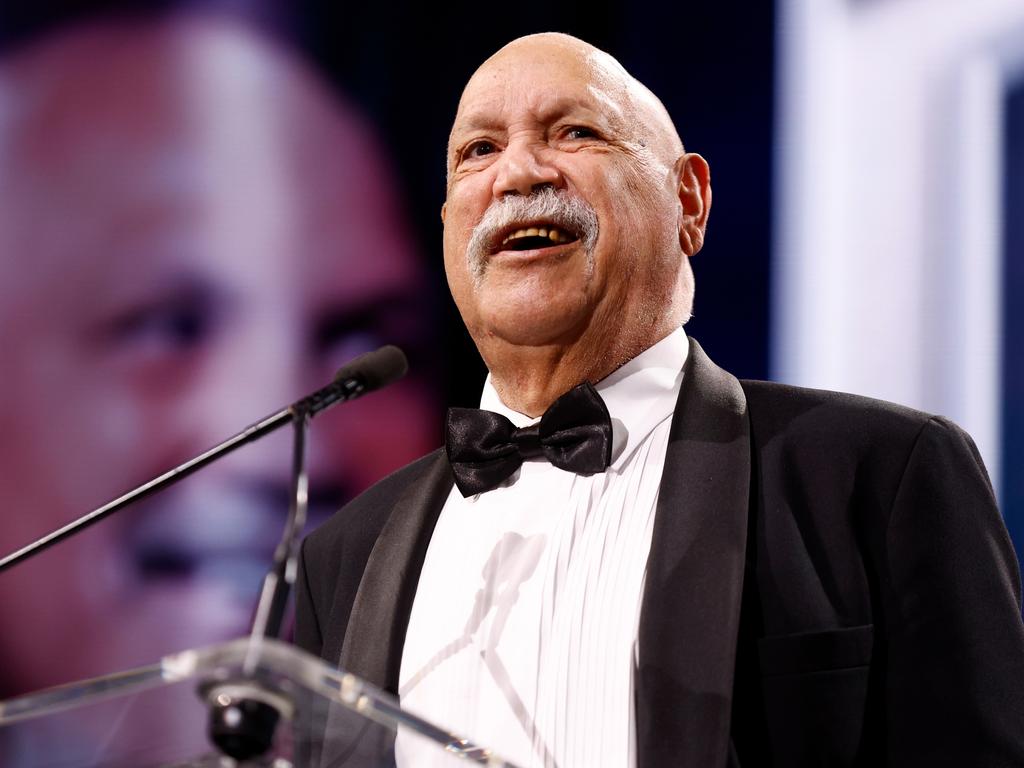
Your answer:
[334,345,408,392]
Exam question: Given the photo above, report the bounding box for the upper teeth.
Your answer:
[501,226,573,246]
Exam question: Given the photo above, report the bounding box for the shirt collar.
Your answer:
[479,328,689,471]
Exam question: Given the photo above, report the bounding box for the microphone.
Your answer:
[335,344,408,391]
[294,345,408,417]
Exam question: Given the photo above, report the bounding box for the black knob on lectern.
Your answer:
[204,681,291,760]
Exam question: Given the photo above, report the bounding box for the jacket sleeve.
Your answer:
[884,416,1024,765]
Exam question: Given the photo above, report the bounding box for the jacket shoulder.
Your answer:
[739,378,942,448]
[736,378,991,520]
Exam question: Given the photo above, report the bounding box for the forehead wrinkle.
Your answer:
[451,70,626,145]
[449,110,505,141]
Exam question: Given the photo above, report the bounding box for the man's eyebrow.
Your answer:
[450,112,506,138]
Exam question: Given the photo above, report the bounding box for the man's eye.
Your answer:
[464,140,497,159]
[566,126,597,140]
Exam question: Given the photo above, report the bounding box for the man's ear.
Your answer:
[440,202,447,223]
[674,153,712,257]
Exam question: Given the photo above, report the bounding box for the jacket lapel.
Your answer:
[338,451,455,692]
[635,338,750,768]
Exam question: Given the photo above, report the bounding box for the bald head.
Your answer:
[449,33,684,179]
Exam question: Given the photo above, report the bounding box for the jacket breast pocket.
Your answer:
[757,624,875,767]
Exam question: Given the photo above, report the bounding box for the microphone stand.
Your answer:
[0,346,408,761]
[250,405,310,648]
[201,360,399,762]
[206,404,313,760]
[207,366,386,760]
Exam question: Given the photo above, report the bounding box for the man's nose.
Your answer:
[492,140,563,198]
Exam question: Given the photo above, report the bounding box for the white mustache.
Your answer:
[465,187,599,282]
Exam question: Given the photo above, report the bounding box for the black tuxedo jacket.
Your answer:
[296,339,1024,767]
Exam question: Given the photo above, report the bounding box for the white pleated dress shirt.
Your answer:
[397,329,688,768]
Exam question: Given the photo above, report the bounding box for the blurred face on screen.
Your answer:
[0,16,436,694]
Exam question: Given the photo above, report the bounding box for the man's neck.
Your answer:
[483,324,680,417]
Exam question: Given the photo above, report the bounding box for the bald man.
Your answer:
[297,34,1024,767]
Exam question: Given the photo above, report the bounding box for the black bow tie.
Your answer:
[445,381,613,497]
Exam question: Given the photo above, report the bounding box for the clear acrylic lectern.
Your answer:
[0,637,518,767]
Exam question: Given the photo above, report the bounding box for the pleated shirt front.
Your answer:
[398,329,688,768]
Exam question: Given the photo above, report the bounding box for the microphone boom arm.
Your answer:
[0,345,407,575]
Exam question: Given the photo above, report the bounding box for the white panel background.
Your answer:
[774,0,1024,496]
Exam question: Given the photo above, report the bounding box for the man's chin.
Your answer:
[476,306,591,349]
[471,276,592,345]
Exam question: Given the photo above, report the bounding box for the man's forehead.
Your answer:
[453,87,624,133]
[452,41,630,130]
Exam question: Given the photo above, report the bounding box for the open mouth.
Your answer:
[494,222,580,253]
